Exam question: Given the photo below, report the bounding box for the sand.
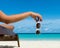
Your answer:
[0,40,60,48]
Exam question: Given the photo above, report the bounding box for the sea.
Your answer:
[18,33,60,40]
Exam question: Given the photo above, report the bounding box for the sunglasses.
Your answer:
[36,16,41,34]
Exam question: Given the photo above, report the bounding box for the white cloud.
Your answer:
[13,19,60,33]
[0,18,60,33]
[41,19,60,33]
[44,28,49,31]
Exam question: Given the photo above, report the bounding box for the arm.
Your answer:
[0,11,7,16]
[0,11,42,24]
[0,10,8,22]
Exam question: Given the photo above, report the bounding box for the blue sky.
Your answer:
[0,0,60,33]
[0,0,60,19]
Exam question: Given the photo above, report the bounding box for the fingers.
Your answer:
[36,14,42,22]
[31,12,42,22]
[39,16,42,21]
[35,14,42,22]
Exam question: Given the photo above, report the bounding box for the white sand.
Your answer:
[0,40,60,48]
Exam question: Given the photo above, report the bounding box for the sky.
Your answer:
[0,0,60,33]
[0,0,60,19]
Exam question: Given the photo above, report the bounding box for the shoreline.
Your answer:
[0,40,60,48]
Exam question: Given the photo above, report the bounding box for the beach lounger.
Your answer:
[0,26,20,47]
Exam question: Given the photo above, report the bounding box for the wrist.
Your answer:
[28,12,32,15]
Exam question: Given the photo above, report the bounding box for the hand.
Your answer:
[30,12,42,21]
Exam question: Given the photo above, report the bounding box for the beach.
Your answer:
[0,40,60,48]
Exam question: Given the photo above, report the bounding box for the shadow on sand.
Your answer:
[0,46,15,48]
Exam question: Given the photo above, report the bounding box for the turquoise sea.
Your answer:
[18,33,60,40]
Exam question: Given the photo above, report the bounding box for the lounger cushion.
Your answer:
[0,26,16,36]
[0,26,18,41]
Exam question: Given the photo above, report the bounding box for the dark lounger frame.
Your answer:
[0,34,20,47]
[0,26,20,47]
